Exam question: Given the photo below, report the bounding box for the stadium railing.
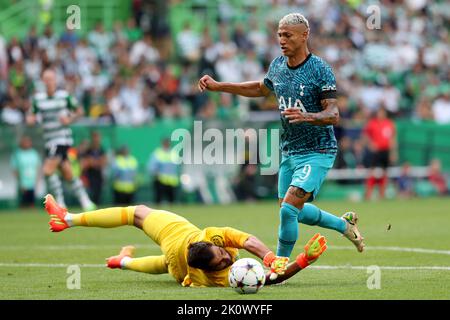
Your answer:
[1,118,449,208]
[327,167,429,180]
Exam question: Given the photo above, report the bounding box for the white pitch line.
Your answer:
[328,246,450,255]
[0,244,159,250]
[0,263,104,268]
[0,263,449,271]
[0,245,449,256]
[309,265,450,271]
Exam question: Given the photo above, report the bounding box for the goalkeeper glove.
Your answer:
[296,233,327,269]
[263,251,289,279]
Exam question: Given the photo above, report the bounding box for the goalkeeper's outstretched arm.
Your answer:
[265,233,328,286]
[242,235,272,259]
[264,260,303,285]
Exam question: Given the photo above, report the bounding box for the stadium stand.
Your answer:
[0,0,449,207]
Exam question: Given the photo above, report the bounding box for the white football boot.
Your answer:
[341,212,365,252]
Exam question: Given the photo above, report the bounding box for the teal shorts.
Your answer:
[278,153,336,201]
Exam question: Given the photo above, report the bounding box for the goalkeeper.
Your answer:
[44,194,327,287]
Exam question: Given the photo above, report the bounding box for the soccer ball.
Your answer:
[228,258,266,294]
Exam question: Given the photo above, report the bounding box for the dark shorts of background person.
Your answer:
[370,150,390,169]
[20,189,35,206]
[86,171,103,205]
[154,180,176,204]
[113,190,134,205]
[44,145,70,161]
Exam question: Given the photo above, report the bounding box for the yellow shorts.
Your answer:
[142,210,200,282]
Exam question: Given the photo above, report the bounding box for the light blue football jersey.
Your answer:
[263,53,338,156]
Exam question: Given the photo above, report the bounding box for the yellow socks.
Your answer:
[66,206,136,228]
[123,255,168,274]
[64,207,168,274]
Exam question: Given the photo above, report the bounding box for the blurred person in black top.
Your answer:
[233,130,259,202]
[80,131,107,205]
[334,136,357,185]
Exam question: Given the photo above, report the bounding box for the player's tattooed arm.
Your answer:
[282,98,339,126]
[309,98,340,125]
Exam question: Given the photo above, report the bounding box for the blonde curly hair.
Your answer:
[279,13,310,29]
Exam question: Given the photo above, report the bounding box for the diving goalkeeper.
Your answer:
[44,194,327,287]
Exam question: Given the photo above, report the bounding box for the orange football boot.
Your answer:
[106,246,135,269]
[44,194,70,232]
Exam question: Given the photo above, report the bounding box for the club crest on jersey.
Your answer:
[300,84,305,96]
[210,235,224,247]
[278,96,306,112]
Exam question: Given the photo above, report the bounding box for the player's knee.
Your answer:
[43,157,61,175]
[42,164,55,176]
[134,205,152,228]
[284,186,309,207]
[279,202,300,222]
[60,169,73,181]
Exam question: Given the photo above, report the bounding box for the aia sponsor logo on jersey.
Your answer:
[278,96,306,112]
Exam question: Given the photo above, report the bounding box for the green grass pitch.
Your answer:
[0,198,449,300]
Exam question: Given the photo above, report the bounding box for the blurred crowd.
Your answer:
[1,0,450,204]
[0,0,448,127]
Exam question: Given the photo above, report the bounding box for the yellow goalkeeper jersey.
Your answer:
[145,210,251,287]
[171,226,250,287]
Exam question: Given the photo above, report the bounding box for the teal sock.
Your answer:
[297,203,346,233]
[276,202,300,257]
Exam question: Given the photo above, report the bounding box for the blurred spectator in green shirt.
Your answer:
[10,136,41,207]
